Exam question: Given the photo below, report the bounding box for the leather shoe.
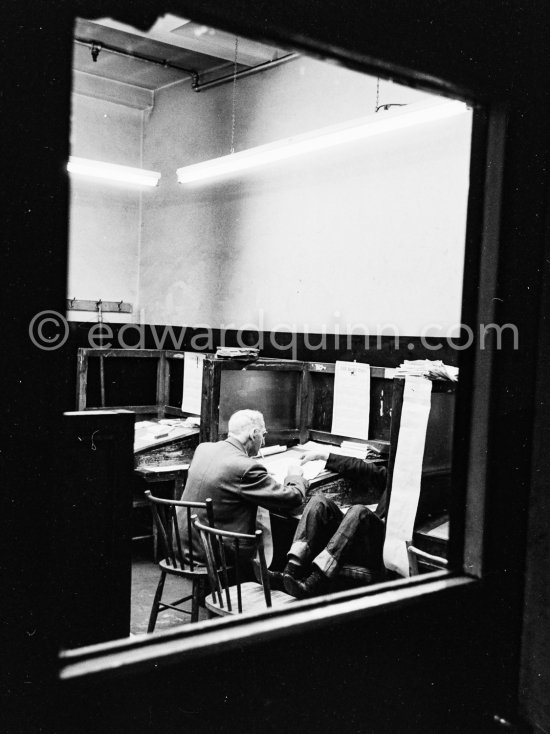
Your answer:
[284,566,331,599]
[283,561,306,580]
[267,570,285,592]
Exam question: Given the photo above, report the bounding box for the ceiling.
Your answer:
[73,14,290,95]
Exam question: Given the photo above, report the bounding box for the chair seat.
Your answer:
[205,582,295,616]
[338,564,378,583]
[159,558,209,577]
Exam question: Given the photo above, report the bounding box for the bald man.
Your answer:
[180,409,307,565]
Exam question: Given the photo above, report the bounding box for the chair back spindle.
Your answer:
[197,521,224,609]
[194,519,288,616]
[144,491,216,630]
[217,536,233,611]
[145,491,214,573]
[234,538,242,612]
[185,506,195,571]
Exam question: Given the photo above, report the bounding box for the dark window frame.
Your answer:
[58,7,505,681]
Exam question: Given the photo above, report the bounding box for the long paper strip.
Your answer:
[383,376,432,576]
[255,506,274,568]
[181,352,204,415]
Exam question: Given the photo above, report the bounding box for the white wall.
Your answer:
[67,94,145,322]
[139,58,471,336]
[67,57,472,336]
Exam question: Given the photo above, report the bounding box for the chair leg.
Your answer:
[147,570,167,633]
[190,577,202,623]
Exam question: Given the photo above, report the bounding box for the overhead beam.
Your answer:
[72,70,154,110]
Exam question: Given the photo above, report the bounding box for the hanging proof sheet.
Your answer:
[255,506,274,569]
[181,352,205,415]
[383,376,432,577]
[331,361,371,440]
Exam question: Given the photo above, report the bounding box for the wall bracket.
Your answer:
[67,298,133,314]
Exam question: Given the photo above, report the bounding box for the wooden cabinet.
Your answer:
[59,410,135,648]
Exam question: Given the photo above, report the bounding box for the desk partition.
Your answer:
[200,356,456,523]
[76,347,209,419]
[77,350,456,524]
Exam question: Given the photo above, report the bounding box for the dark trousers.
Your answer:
[288,495,385,578]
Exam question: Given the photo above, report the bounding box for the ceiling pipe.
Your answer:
[74,39,299,93]
[192,53,300,92]
[74,38,200,87]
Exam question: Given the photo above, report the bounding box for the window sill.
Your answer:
[59,571,478,682]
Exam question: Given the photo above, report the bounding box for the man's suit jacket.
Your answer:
[180,436,307,563]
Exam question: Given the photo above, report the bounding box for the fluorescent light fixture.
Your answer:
[177,98,469,185]
[67,156,161,187]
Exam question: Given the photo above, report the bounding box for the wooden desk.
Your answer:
[134,464,190,561]
[260,446,387,506]
[134,425,199,469]
[134,463,190,499]
[133,425,199,558]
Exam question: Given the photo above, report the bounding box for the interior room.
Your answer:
[65,13,473,639]
[68,16,471,337]
[6,2,549,733]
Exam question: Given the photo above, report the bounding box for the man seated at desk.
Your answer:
[180,409,308,570]
[284,448,388,599]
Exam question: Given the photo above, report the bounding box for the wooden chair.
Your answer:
[194,519,295,616]
[145,491,215,631]
[337,539,448,586]
[407,542,448,575]
[337,563,381,586]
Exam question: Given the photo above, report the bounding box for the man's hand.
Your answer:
[299,449,330,465]
[286,462,304,477]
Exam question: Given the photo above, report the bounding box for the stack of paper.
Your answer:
[297,439,384,461]
[393,359,458,381]
[340,440,369,459]
[215,347,260,361]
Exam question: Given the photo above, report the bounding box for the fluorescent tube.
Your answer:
[176,98,469,185]
[67,156,161,187]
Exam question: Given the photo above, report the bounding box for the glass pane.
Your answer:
[66,12,472,645]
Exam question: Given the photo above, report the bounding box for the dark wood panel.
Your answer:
[59,411,135,649]
[309,372,394,440]
[218,369,302,433]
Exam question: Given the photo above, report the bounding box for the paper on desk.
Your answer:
[182,352,204,415]
[301,460,327,481]
[296,440,329,453]
[134,421,161,449]
[260,444,287,457]
[383,376,432,577]
[259,449,326,484]
[135,421,157,431]
[331,361,370,440]
[297,440,370,459]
